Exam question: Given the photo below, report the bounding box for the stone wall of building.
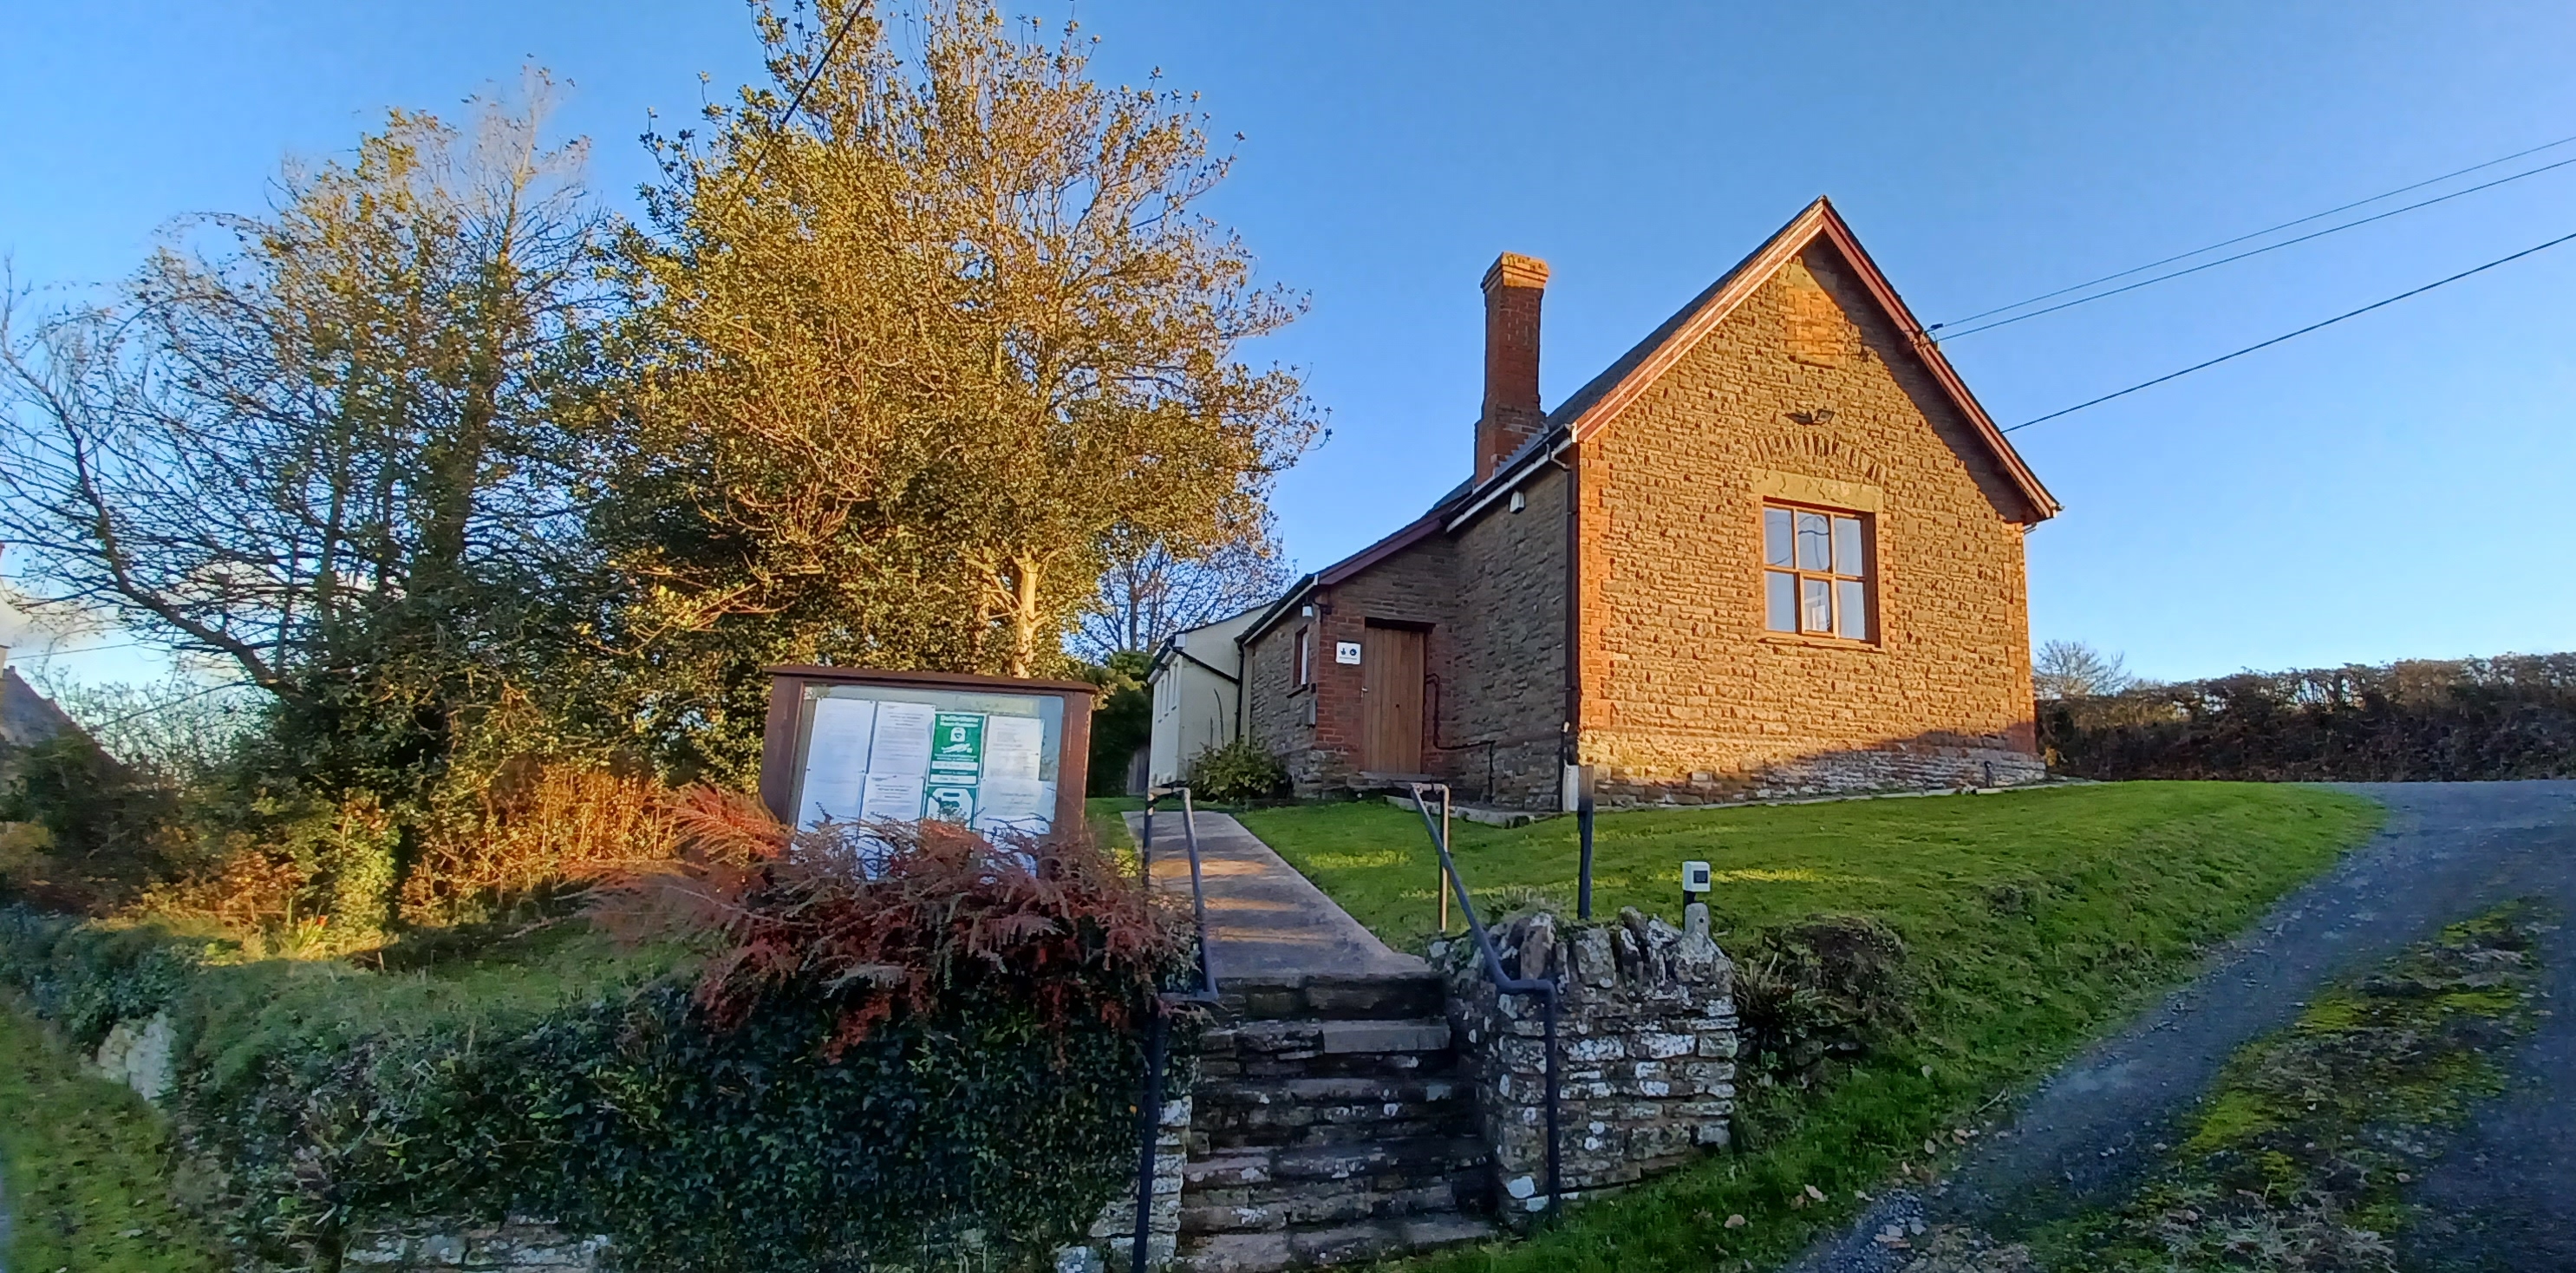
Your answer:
[1434,906,1737,1226]
[1444,466,1573,809]
[1575,240,2046,804]
[1243,530,1462,796]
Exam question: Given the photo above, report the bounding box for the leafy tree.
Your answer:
[1080,649,1151,796]
[0,84,612,803]
[2033,639,2139,700]
[596,0,1319,779]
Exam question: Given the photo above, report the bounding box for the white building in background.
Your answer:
[1144,607,1261,787]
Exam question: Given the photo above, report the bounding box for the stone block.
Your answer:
[1635,1031,1698,1060]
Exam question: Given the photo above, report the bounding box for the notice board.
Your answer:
[759,666,1097,840]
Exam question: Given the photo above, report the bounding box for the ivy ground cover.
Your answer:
[1234,781,2384,1271]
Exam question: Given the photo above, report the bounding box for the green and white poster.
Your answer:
[793,689,1057,839]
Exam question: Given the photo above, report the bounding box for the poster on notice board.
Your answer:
[790,685,1060,844]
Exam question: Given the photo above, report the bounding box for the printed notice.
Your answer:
[869,702,936,776]
[795,697,877,831]
[982,715,1044,784]
[859,772,924,824]
[928,712,986,783]
[975,778,1051,836]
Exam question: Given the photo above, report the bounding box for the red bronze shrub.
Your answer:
[597,787,1186,1055]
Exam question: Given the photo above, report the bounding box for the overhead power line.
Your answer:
[1932,128,2576,333]
[83,681,249,731]
[740,3,870,186]
[2001,226,2576,434]
[1940,153,2576,340]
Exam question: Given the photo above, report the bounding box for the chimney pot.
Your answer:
[1477,252,1549,484]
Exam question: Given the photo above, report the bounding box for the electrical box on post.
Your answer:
[1681,859,1712,911]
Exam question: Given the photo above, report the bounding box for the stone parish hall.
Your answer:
[1151,198,2061,809]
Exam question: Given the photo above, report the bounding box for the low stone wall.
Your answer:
[1056,1092,1190,1273]
[348,1222,610,1271]
[1436,905,1737,1224]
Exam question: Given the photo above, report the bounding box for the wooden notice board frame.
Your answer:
[760,665,1099,838]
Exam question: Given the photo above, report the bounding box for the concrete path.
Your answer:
[1126,809,1429,982]
[1791,780,2576,1273]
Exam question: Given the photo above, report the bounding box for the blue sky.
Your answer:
[5,1,2573,689]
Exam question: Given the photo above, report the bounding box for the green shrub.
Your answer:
[0,806,1188,1271]
[0,733,186,913]
[1184,738,1289,803]
[1731,913,1914,1084]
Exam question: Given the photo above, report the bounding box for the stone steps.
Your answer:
[1176,971,1492,1270]
[1219,972,1447,1023]
[1193,1075,1466,1150]
[1197,1017,1455,1080]
[1177,1215,1498,1273]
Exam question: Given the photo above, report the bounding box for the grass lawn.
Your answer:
[1234,781,2384,1271]
[0,1008,224,1272]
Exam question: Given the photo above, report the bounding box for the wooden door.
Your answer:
[1360,625,1425,774]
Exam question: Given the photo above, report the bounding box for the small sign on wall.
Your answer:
[1334,641,1363,665]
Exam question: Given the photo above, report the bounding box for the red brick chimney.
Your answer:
[1477,251,1549,483]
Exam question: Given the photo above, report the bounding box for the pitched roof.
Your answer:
[0,667,80,750]
[1503,197,2059,521]
[1248,198,2061,641]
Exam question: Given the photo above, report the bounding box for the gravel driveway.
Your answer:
[1790,780,2576,1273]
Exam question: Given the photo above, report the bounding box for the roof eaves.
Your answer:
[1235,572,1320,648]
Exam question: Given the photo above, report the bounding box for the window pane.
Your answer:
[1801,577,1832,632]
[1796,512,1831,571]
[1836,579,1868,640]
[1765,571,1797,630]
[1833,516,1863,577]
[1764,508,1793,567]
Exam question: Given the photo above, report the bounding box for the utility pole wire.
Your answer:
[2001,226,2576,434]
[1940,153,2576,340]
[1933,127,2576,331]
[740,3,870,187]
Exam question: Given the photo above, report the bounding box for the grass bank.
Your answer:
[1235,781,2384,1271]
[0,1007,224,1272]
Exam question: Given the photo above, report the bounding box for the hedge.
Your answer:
[2038,653,2576,782]
[0,910,1159,1272]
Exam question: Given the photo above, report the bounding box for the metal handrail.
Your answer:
[1405,781,1562,1221]
[1131,785,1222,1273]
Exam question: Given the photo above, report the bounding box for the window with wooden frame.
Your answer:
[1295,626,1314,687]
[1763,505,1871,640]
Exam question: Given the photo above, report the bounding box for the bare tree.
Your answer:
[2034,639,2139,700]
[0,84,610,774]
[1070,518,1292,662]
